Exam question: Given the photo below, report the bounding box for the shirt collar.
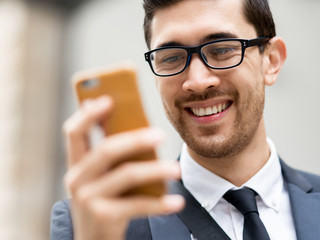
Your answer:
[180,138,283,212]
[243,138,283,212]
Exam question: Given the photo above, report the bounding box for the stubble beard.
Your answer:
[163,87,265,159]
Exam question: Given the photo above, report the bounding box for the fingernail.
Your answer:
[164,162,181,177]
[96,96,111,110]
[83,99,94,109]
[146,128,166,145]
[162,195,185,212]
[83,96,111,111]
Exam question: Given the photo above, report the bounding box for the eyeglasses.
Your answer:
[144,37,270,77]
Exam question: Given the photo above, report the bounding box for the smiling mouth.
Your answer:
[187,101,232,117]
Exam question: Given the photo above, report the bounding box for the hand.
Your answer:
[63,96,185,240]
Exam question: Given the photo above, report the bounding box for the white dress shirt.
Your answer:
[180,138,297,240]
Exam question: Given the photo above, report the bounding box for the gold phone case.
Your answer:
[72,63,165,196]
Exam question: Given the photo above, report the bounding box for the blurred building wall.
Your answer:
[265,0,320,173]
[0,1,64,239]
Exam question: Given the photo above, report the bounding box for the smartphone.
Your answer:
[72,63,165,197]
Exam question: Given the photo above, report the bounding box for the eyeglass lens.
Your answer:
[150,40,243,76]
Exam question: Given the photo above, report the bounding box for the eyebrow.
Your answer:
[202,32,238,43]
[156,32,238,49]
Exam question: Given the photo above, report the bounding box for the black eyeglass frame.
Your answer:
[144,37,270,77]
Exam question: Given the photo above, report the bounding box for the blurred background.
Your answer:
[0,0,319,239]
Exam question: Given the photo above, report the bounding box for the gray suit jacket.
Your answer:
[50,160,320,240]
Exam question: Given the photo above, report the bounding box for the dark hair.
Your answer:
[143,0,276,49]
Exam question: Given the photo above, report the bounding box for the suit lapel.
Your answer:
[149,181,230,240]
[281,160,320,240]
[149,214,191,240]
[173,181,230,240]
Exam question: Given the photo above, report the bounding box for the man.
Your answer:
[51,0,320,239]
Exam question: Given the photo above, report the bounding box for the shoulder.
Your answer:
[50,199,152,240]
[281,159,320,193]
[126,217,152,239]
[296,169,320,192]
[50,200,73,240]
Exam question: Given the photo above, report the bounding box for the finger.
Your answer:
[76,162,181,200]
[65,127,166,194]
[63,95,113,167]
[89,194,185,221]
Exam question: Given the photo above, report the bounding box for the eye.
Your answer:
[209,47,235,56]
[151,48,187,66]
[161,54,186,64]
[203,42,242,61]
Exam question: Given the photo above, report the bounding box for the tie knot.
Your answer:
[223,188,258,215]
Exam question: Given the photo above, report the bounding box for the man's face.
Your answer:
[149,0,267,159]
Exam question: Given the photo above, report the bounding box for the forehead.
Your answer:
[150,0,257,49]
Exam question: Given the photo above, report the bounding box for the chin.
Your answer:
[181,123,258,159]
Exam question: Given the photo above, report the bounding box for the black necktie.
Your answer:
[223,188,270,240]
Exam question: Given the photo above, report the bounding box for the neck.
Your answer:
[187,119,270,187]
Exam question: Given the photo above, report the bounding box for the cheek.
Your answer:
[155,79,166,101]
[156,78,180,106]
[237,58,265,90]
[157,81,173,111]
[155,77,161,90]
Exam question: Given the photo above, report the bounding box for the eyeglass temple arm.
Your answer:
[247,37,271,47]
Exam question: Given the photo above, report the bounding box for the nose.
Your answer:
[182,55,222,93]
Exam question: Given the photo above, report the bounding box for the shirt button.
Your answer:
[271,200,277,208]
[201,201,209,208]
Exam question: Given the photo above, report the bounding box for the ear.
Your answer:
[263,37,287,86]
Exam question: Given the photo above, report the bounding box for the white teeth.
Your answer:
[191,102,229,117]
[199,108,205,116]
[205,107,211,115]
[212,105,218,114]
